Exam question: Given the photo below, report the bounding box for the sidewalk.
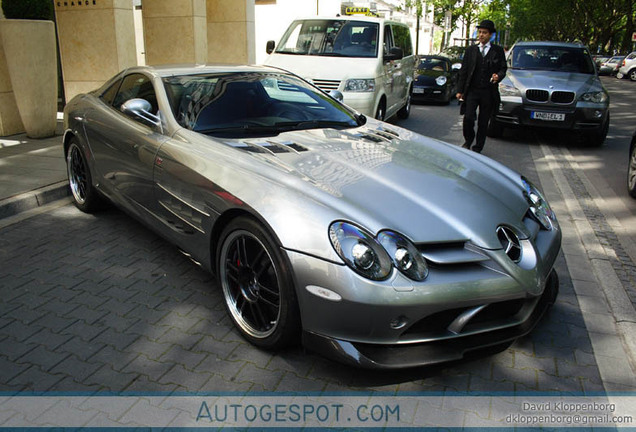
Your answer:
[0,118,69,220]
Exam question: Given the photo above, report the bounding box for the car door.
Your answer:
[83,72,168,214]
[382,24,398,112]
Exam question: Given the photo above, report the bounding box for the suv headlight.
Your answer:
[344,79,376,92]
[579,91,608,104]
[435,76,447,86]
[499,83,521,97]
[521,177,556,230]
[329,221,392,280]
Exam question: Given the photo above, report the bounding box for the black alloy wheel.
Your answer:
[217,217,300,349]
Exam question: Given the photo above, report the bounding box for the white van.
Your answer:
[264,16,415,121]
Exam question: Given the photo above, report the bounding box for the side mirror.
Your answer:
[384,47,404,62]
[329,90,344,102]
[266,40,275,54]
[121,98,162,131]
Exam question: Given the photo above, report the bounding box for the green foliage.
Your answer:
[2,0,55,21]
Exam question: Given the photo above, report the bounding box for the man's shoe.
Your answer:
[472,147,483,153]
[462,143,471,149]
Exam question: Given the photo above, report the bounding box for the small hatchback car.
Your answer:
[491,41,610,146]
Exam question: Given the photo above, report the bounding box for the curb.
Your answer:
[0,181,70,220]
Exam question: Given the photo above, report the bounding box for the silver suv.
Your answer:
[491,41,610,146]
[617,52,636,81]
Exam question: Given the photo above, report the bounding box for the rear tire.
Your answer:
[66,138,104,213]
[397,88,412,119]
[629,69,636,82]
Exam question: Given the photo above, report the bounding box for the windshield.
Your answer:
[275,19,379,58]
[417,57,449,72]
[509,45,595,74]
[163,72,361,138]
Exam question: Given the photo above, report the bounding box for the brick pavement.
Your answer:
[0,203,610,394]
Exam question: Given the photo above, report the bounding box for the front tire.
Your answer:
[217,217,300,349]
[586,113,609,147]
[66,139,103,213]
[487,117,504,138]
[375,99,386,121]
[628,143,636,198]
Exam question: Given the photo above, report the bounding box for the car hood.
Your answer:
[415,70,445,84]
[202,123,531,250]
[504,69,600,94]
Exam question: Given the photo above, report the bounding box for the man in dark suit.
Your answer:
[455,20,507,153]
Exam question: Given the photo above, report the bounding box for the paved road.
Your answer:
[0,77,634,397]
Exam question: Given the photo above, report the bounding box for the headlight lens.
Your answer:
[579,91,608,104]
[329,221,392,280]
[435,75,447,86]
[521,177,556,230]
[344,79,376,92]
[499,83,521,97]
[377,231,429,281]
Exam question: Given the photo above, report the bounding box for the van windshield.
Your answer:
[275,19,379,58]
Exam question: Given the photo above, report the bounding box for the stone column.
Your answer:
[55,0,136,102]
[0,24,25,136]
[207,0,255,64]
[142,0,207,65]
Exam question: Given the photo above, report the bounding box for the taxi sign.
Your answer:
[344,6,379,17]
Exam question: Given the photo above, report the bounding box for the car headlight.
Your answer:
[521,177,556,230]
[344,79,376,92]
[579,91,608,104]
[377,231,428,281]
[435,76,447,86]
[499,83,521,97]
[329,221,392,280]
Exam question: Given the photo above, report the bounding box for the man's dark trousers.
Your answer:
[463,87,494,152]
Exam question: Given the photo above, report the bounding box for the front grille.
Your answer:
[551,91,575,104]
[526,89,549,102]
[312,79,340,91]
[401,298,527,339]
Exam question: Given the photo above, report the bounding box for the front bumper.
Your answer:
[412,84,448,101]
[496,97,608,131]
[303,269,559,369]
[286,217,561,369]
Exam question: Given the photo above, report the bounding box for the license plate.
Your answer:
[531,111,565,121]
[413,88,424,94]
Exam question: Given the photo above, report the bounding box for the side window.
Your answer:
[383,25,393,55]
[112,73,158,114]
[100,79,121,106]
[392,25,413,56]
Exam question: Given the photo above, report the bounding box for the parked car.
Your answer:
[63,64,561,369]
[491,41,610,146]
[598,56,625,75]
[592,55,610,68]
[264,16,415,121]
[617,52,636,81]
[412,55,458,104]
[628,130,636,198]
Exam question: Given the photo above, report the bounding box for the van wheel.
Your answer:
[397,89,411,119]
[375,100,386,121]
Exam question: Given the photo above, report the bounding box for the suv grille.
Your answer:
[526,89,549,102]
[551,91,575,104]
[312,79,340,91]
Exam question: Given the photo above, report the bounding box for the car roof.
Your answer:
[122,64,287,79]
[292,15,405,25]
[512,41,588,49]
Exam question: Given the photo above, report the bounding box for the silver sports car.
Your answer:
[63,64,561,369]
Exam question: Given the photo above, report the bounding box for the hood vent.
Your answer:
[227,140,309,155]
